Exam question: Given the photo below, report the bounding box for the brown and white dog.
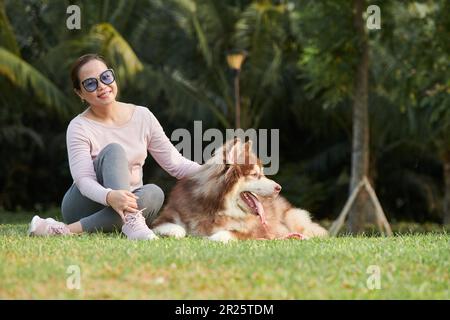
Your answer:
[151,139,328,242]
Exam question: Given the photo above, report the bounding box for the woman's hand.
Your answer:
[106,190,139,221]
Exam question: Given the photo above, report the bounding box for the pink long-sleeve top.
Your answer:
[66,105,201,206]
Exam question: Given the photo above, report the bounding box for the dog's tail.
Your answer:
[285,208,328,238]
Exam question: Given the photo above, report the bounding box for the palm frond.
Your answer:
[0,0,19,55]
[0,124,43,148]
[89,23,144,86]
[192,15,213,67]
[161,66,231,128]
[0,47,71,117]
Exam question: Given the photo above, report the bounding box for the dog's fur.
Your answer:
[151,139,328,242]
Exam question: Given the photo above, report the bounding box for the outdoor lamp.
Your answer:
[226,50,247,128]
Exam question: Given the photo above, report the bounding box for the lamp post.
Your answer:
[227,50,247,129]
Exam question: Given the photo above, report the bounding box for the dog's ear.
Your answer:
[244,140,253,152]
[237,139,254,165]
[224,138,242,164]
[210,138,239,164]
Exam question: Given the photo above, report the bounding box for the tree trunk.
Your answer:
[443,155,450,225]
[347,0,372,233]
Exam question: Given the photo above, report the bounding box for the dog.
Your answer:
[151,138,328,242]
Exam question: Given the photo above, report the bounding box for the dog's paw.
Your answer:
[152,223,186,238]
[208,230,235,243]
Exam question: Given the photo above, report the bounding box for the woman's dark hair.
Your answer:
[71,54,108,91]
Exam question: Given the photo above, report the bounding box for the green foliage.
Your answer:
[0,47,72,116]
[372,1,450,156]
[0,0,19,55]
[88,23,144,85]
[292,0,357,108]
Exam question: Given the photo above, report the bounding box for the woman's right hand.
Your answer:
[106,190,139,221]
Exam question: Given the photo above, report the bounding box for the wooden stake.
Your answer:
[329,175,393,236]
[329,179,364,236]
[363,176,393,236]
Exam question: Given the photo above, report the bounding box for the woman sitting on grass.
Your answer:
[28,54,200,240]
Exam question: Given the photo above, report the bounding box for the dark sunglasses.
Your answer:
[81,69,115,92]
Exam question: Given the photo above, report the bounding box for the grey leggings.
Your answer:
[61,143,165,233]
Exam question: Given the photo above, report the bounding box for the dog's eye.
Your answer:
[251,172,259,178]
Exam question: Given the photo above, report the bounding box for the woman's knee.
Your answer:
[135,184,165,217]
[94,143,129,183]
[99,143,127,160]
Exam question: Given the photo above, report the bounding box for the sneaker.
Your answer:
[121,209,158,240]
[28,215,71,236]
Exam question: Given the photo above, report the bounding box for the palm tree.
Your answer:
[126,0,300,129]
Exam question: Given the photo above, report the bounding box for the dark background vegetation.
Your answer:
[0,0,449,224]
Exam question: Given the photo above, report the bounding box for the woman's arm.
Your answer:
[146,110,201,179]
[66,120,112,205]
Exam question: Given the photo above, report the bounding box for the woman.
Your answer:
[28,54,200,240]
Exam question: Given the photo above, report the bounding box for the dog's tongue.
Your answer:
[246,192,267,226]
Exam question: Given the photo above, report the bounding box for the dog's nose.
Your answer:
[274,184,282,193]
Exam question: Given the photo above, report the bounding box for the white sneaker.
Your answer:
[28,215,71,236]
[121,209,158,240]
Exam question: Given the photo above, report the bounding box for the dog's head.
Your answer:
[209,138,281,219]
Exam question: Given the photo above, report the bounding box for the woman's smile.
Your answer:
[97,90,112,99]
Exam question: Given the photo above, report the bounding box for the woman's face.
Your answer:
[75,59,118,107]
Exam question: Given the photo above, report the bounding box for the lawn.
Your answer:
[0,213,449,299]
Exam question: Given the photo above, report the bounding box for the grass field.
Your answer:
[0,213,449,299]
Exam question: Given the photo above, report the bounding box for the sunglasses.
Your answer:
[81,69,115,92]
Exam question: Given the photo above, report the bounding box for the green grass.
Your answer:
[0,214,449,299]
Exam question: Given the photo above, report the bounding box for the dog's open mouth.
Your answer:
[240,192,267,226]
